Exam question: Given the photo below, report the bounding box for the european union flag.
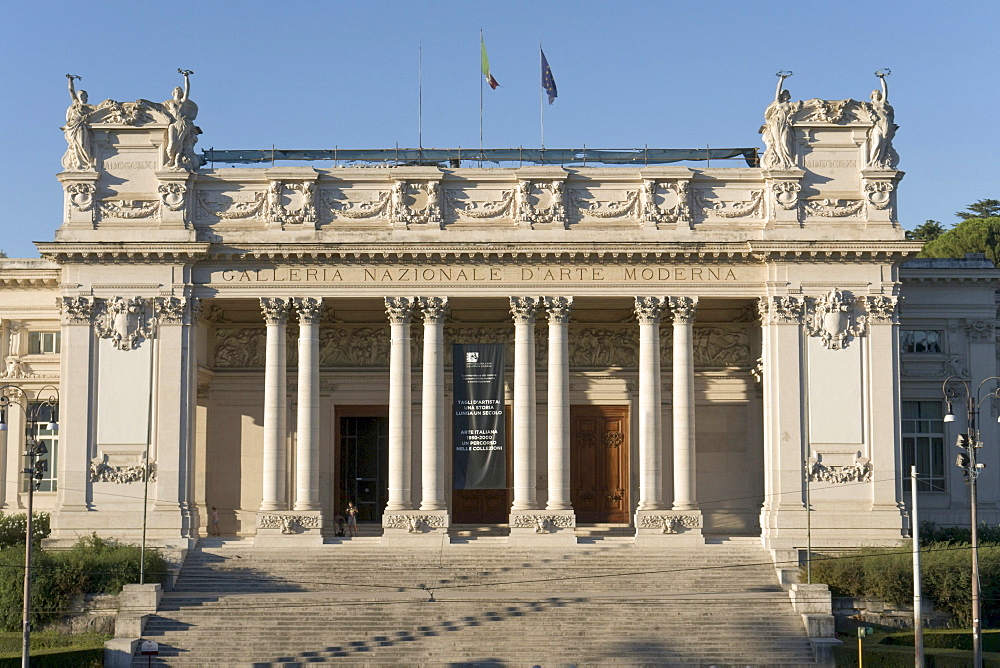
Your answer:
[541,48,557,104]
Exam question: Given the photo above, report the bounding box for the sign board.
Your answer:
[452,343,505,490]
[140,640,159,656]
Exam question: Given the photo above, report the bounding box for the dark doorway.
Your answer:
[338,408,389,523]
[571,405,630,524]
[452,410,512,524]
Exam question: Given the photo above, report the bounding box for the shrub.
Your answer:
[0,513,50,549]
[809,542,1000,628]
[0,535,167,632]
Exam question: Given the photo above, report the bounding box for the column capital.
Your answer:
[634,296,667,324]
[668,296,698,324]
[863,294,900,325]
[259,297,291,325]
[294,297,325,324]
[385,296,416,324]
[757,295,804,325]
[154,296,188,325]
[542,296,574,323]
[509,296,541,324]
[417,296,450,323]
[58,296,93,325]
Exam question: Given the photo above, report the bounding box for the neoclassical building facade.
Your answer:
[1,76,996,557]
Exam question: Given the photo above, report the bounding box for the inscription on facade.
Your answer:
[208,265,744,285]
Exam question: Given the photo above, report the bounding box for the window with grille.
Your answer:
[902,400,945,492]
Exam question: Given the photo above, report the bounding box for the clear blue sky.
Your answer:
[1,1,997,258]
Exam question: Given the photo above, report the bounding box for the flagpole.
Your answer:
[479,29,484,157]
[539,41,545,149]
[418,42,423,151]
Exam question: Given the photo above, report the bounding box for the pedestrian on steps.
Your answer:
[210,506,221,536]
[345,501,359,537]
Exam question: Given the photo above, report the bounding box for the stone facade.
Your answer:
[0,75,991,555]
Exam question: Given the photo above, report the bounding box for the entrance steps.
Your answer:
[132,538,826,666]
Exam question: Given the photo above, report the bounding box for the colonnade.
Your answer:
[255,295,702,519]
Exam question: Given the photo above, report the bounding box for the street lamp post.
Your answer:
[941,375,1000,668]
[0,384,59,668]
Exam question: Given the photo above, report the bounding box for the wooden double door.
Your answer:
[571,405,630,524]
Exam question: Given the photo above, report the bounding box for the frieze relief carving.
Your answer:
[901,357,970,380]
[510,514,575,532]
[389,182,441,227]
[568,188,641,221]
[444,188,515,220]
[94,297,156,350]
[771,181,800,210]
[383,514,447,532]
[267,182,317,225]
[90,455,156,484]
[805,289,866,350]
[641,180,690,226]
[322,189,391,220]
[196,190,267,221]
[99,99,154,126]
[806,456,872,484]
[99,199,160,220]
[864,182,893,210]
[638,514,702,534]
[803,199,865,218]
[258,514,321,532]
[693,189,764,219]
[157,183,188,211]
[517,181,566,227]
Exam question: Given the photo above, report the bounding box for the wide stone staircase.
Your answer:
[132,535,825,667]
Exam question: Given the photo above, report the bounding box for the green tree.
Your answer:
[918,216,1000,263]
[906,219,946,241]
[955,198,1000,220]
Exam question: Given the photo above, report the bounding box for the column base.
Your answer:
[381,510,449,548]
[254,510,324,546]
[634,510,704,547]
[508,510,576,547]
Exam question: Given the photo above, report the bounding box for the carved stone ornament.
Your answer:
[94,297,155,351]
[90,456,156,484]
[59,296,93,325]
[323,189,391,220]
[864,295,899,324]
[99,199,161,220]
[693,189,764,219]
[805,289,866,350]
[382,514,448,532]
[510,514,575,533]
[155,296,187,325]
[668,297,698,324]
[516,180,566,226]
[0,359,33,379]
[294,297,324,324]
[962,319,995,342]
[757,296,804,325]
[66,183,97,212]
[418,296,449,323]
[99,99,153,126]
[444,188,514,220]
[638,514,702,534]
[259,297,291,325]
[864,182,894,210]
[806,456,872,484]
[543,296,573,323]
[157,183,188,211]
[641,179,690,225]
[803,199,865,218]
[385,297,415,324]
[771,181,801,210]
[569,187,641,220]
[196,190,266,220]
[258,514,321,532]
[509,297,540,325]
[634,296,667,325]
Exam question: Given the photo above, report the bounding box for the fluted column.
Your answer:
[418,296,449,511]
[510,297,540,511]
[293,297,323,511]
[259,297,290,512]
[543,296,573,510]
[635,296,667,510]
[669,296,698,511]
[385,297,415,512]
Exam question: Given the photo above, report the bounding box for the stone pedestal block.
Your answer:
[253,511,324,547]
[507,510,576,547]
[634,510,704,547]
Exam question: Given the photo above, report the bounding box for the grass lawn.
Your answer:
[833,627,1000,667]
[0,631,108,667]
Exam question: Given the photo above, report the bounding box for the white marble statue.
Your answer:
[61,74,96,171]
[760,71,799,170]
[866,70,898,169]
[163,69,201,171]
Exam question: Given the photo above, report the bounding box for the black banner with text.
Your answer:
[452,343,506,490]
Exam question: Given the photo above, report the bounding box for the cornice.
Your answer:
[202,241,922,264]
[35,242,212,264]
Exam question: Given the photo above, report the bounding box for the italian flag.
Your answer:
[481,35,499,89]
